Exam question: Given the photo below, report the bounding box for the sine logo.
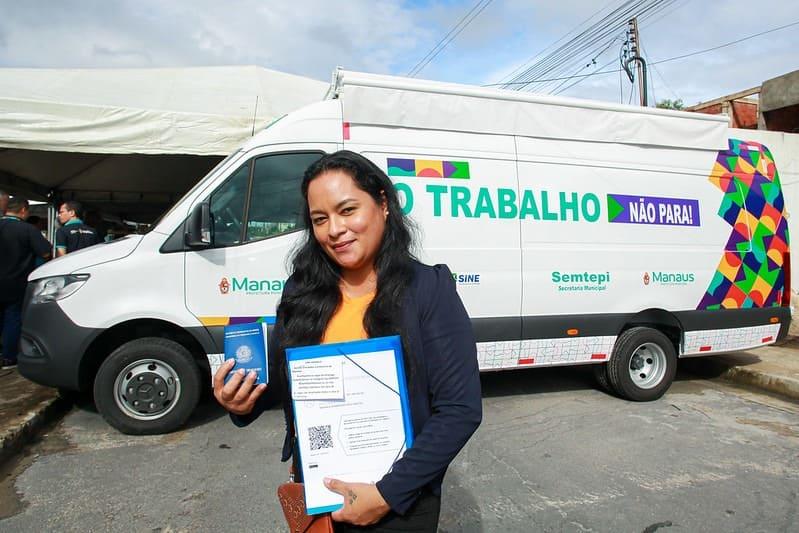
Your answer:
[643,272,650,286]
[452,272,481,285]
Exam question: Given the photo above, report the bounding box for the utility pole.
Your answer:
[624,17,648,106]
[628,17,645,106]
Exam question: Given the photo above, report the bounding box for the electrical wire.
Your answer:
[501,0,673,91]
[406,0,494,77]
[553,55,619,96]
[503,0,644,87]
[642,44,680,101]
[652,19,799,66]
[640,0,693,29]
[497,0,620,84]
[484,19,799,88]
[548,33,625,94]
[519,0,677,92]
[518,0,670,93]
[406,0,486,77]
[506,0,645,90]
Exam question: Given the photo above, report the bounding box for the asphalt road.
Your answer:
[1,366,797,533]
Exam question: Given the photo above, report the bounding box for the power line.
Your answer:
[548,33,623,94]
[642,44,680,101]
[503,0,643,86]
[406,0,494,77]
[496,0,620,84]
[512,0,676,93]
[553,55,619,96]
[406,0,485,77]
[640,0,693,29]
[484,19,799,88]
[504,0,644,89]
[652,19,799,66]
[501,0,674,91]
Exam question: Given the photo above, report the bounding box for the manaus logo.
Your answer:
[644,271,696,286]
[218,276,286,295]
[219,277,230,295]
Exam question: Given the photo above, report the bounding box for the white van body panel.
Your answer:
[57,231,191,329]
[31,234,143,279]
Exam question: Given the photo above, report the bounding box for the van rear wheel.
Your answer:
[94,337,201,435]
[607,327,677,402]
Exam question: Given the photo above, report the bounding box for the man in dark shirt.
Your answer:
[55,201,101,256]
[0,197,51,367]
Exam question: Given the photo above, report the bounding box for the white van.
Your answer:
[19,70,793,434]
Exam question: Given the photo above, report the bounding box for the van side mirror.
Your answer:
[185,202,212,248]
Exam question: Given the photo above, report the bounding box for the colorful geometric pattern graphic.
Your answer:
[387,158,470,179]
[698,139,790,310]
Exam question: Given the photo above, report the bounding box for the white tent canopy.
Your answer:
[0,66,327,220]
[0,65,328,155]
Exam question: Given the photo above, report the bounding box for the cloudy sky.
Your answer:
[1,0,797,106]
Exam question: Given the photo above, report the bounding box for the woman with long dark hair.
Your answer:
[215,150,482,531]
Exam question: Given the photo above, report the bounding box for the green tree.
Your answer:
[656,98,684,110]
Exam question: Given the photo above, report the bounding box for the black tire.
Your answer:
[607,327,677,402]
[94,337,202,435]
[592,363,613,394]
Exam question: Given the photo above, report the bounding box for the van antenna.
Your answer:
[251,95,259,136]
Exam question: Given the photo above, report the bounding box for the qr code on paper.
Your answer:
[308,425,333,451]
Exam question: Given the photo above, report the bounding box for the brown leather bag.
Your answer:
[277,481,334,533]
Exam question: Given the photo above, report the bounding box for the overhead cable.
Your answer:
[482,19,799,89]
[406,0,494,77]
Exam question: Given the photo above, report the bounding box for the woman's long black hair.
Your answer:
[277,150,417,350]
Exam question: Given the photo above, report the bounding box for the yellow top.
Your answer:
[321,291,376,344]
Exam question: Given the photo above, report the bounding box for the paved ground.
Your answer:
[1,365,797,532]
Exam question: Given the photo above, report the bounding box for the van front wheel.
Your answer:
[607,327,677,402]
[94,337,202,435]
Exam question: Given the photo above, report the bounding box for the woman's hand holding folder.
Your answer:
[323,478,391,526]
[213,359,268,415]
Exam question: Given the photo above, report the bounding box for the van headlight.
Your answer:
[30,275,90,304]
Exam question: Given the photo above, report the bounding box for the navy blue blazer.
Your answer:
[231,261,482,515]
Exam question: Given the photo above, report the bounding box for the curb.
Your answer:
[721,366,799,402]
[0,395,70,465]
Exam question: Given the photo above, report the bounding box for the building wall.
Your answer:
[761,103,799,133]
[689,101,758,129]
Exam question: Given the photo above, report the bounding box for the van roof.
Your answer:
[329,69,729,151]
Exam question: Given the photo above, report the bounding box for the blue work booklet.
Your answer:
[224,322,268,385]
[286,335,413,515]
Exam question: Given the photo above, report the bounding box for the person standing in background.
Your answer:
[0,190,8,215]
[0,197,51,367]
[55,201,101,256]
[26,216,51,267]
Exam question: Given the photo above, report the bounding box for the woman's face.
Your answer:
[307,169,388,275]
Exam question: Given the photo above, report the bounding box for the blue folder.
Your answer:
[286,335,414,515]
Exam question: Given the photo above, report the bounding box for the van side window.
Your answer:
[209,163,250,247]
[245,152,323,242]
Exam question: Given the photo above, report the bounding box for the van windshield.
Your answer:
[147,149,243,231]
